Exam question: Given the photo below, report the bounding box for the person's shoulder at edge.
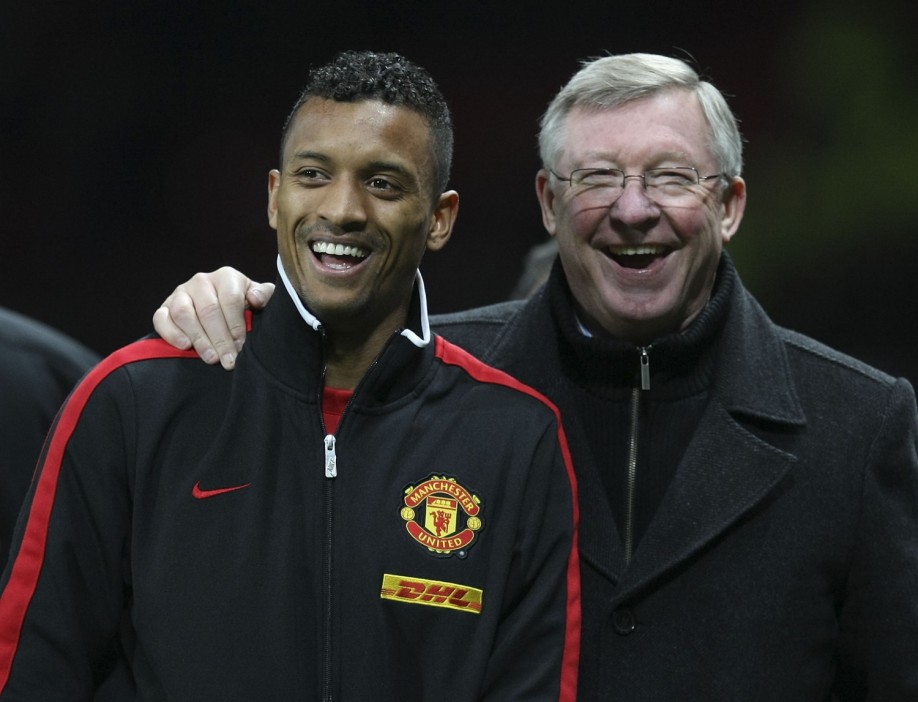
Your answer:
[432,299,527,327]
[0,305,100,377]
[776,323,907,390]
[431,300,527,357]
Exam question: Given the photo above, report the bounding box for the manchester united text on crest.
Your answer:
[400,476,483,556]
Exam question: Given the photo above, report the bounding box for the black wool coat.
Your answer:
[432,254,918,701]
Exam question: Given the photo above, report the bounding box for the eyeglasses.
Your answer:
[549,166,724,207]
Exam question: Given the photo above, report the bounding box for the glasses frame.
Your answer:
[548,166,724,205]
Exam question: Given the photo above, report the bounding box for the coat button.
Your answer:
[612,607,636,635]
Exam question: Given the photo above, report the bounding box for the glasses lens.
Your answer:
[645,167,699,205]
[575,169,621,188]
[569,167,710,206]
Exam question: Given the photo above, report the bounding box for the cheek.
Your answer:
[387,234,425,273]
[566,204,607,239]
[669,206,718,245]
[693,199,727,238]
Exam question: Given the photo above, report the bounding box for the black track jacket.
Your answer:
[0,268,580,701]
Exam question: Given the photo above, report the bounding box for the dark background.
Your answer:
[3,0,916,386]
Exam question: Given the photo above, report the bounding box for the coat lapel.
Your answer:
[616,400,796,599]
[617,283,808,600]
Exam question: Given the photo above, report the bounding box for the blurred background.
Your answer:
[2,0,916,386]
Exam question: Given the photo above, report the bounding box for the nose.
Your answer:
[609,177,661,226]
[316,177,368,231]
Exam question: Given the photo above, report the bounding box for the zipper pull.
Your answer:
[324,434,337,478]
[639,346,651,391]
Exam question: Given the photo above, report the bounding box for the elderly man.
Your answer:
[0,51,579,700]
[156,54,918,699]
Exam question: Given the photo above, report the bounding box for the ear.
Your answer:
[425,190,459,252]
[267,169,281,230]
[535,168,559,237]
[720,176,746,244]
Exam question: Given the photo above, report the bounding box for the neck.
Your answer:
[576,307,682,347]
[322,323,398,390]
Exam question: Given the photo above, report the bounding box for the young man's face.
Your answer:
[269,97,455,336]
[536,89,745,343]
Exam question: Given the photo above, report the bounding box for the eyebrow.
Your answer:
[289,150,331,164]
[289,153,416,179]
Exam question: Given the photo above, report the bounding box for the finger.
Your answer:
[152,299,192,350]
[245,282,276,311]
[190,280,243,370]
[222,279,276,356]
[156,268,261,371]
[208,267,256,363]
[166,287,222,365]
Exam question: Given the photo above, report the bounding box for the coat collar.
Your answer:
[498,253,806,425]
[712,276,806,425]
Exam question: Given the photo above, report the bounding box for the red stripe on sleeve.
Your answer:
[434,336,581,702]
[0,338,197,691]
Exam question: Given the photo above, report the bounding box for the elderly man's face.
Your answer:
[536,89,745,343]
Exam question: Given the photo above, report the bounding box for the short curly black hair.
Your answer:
[280,51,453,197]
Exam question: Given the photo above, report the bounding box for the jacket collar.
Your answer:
[276,255,433,349]
[243,256,435,403]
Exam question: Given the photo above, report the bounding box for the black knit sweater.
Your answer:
[545,257,735,549]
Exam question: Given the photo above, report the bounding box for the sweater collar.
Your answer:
[546,254,735,394]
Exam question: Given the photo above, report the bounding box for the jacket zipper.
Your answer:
[322,456,334,702]
[319,351,377,701]
[322,431,336,700]
[624,346,651,565]
[319,326,336,702]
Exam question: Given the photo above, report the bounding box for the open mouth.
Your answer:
[312,241,369,270]
[607,244,669,270]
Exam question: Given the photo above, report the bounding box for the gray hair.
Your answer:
[538,53,743,177]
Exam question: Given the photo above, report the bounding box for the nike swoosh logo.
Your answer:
[192,481,252,499]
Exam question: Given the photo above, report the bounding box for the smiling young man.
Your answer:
[270,94,453,389]
[0,51,580,701]
[158,53,918,699]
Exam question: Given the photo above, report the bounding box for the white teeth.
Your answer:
[312,241,369,258]
[612,245,665,256]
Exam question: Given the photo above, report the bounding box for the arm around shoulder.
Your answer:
[152,267,274,370]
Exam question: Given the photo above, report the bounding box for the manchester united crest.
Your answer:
[400,475,483,557]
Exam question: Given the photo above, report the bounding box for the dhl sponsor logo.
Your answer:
[380,574,483,614]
